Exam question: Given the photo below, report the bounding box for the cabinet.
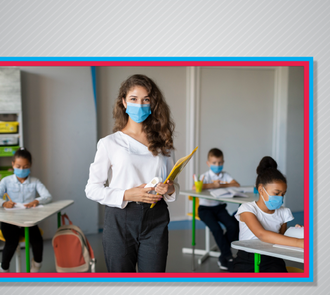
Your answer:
[0,67,23,180]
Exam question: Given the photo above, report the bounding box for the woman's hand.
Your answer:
[123,184,162,204]
[295,224,304,228]
[155,180,175,196]
[24,200,39,208]
[2,201,16,208]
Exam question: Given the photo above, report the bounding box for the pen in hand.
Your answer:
[3,193,16,208]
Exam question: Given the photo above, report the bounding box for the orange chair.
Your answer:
[286,266,304,273]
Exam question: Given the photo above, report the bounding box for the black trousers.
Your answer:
[198,204,239,260]
[233,250,288,272]
[1,222,43,270]
[102,199,170,272]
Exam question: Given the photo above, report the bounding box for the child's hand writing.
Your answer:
[155,180,175,196]
[24,200,39,208]
[2,201,16,208]
[213,180,222,188]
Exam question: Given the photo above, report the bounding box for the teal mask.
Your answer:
[262,187,283,210]
[126,102,151,123]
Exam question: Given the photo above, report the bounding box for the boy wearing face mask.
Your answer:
[193,148,240,271]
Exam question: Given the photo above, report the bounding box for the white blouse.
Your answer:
[85,131,179,209]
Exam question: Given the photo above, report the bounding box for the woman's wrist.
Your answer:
[167,185,175,195]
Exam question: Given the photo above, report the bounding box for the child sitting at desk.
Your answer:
[0,148,52,273]
[232,156,304,272]
[193,148,240,271]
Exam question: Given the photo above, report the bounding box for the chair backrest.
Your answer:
[0,230,5,242]
[187,196,200,219]
[286,266,304,273]
[0,228,43,242]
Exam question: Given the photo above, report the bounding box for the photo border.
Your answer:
[0,57,313,282]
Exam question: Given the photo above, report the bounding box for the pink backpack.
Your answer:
[52,214,96,272]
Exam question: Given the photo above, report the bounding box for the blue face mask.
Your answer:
[14,168,30,178]
[126,102,151,123]
[261,187,283,210]
[210,165,223,174]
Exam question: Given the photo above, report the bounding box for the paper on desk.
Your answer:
[239,186,254,193]
[210,187,249,198]
[4,203,44,210]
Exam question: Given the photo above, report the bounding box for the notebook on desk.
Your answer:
[4,203,44,210]
[210,187,250,198]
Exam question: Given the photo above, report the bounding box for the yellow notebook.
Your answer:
[150,146,198,208]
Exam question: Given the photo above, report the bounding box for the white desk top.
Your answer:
[180,189,258,204]
[0,200,74,227]
[231,240,304,263]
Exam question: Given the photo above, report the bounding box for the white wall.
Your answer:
[285,67,304,212]
[20,67,98,239]
[196,67,275,214]
[96,67,187,225]
[199,67,275,184]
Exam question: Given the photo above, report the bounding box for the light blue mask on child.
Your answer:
[210,165,223,174]
[262,187,283,210]
[126,102,151,123]
[14,168,30,178]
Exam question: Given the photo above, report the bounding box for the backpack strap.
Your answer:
[86,238,96,272]
[61,213,73,225]
[86,239,95,259]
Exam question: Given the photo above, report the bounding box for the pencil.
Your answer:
[4,193,12,202]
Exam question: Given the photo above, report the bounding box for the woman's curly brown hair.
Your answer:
[113,74,175,156]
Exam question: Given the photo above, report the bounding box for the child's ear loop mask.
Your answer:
[261,186,283,210]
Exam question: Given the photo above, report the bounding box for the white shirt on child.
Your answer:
[199,170,233,207]
[85,131,179,209]
[235,201,294,241]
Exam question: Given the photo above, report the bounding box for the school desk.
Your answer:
[180,189,258,270]
[0,200,74,273]
[231,239,304,273]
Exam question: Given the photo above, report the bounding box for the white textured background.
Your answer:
[0,0,327,293]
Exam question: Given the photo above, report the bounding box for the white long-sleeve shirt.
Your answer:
[85,131,179,209]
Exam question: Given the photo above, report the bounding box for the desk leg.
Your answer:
[254,253,261,273]
[58,212,61,228]
[24,227,30,273]
[192,196,196,271]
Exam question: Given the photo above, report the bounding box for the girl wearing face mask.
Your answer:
[232,156,304,272]
[0,148,52,273]
[85,74,179,272]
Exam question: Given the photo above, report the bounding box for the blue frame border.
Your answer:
[0,56,313,283]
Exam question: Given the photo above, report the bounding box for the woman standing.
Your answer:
[85,74,179,272]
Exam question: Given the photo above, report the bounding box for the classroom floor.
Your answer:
[0,227,303,273]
